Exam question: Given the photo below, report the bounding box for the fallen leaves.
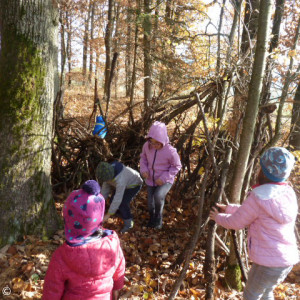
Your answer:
[1,191,300,300]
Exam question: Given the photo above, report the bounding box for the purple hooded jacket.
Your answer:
[140,121,181,186]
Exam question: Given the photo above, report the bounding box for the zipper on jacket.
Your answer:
[152,150,157,185]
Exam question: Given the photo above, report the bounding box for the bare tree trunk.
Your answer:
[290,82,300,149]
[261,0,285,104]
[113,3,120,99]
[88,0,95,82]
[266,18,300,148]
[251,0,286,163]
[143,0,152,110]
[216,0,226,118]
[230,0,272,205]
[0,0,60,247]
[230,0,259,150]
[227,0,273,290]
[83,0,92,78]
[125,5,133,97]
[66,10,72,86]
[104,0,114,103]
[129,3,140,125]
[241,0,260,55]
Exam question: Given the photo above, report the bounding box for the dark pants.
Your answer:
[116,185,141,220]
[147,183,172,224]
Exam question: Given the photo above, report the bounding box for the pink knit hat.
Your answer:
[63,180,105,244]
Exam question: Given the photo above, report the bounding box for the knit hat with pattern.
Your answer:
[63,180,105,244]
[260,147,295,182]
[96,162,114,182]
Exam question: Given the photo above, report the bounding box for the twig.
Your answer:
[168,165,209,300]
[231,230,248,281]
[215,233,230,255]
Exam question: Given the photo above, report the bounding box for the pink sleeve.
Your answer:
[225,204,240,214]
[140,143,149,174]
[42,250,65,300]
[215,193,258,230]
[112,242,126,291]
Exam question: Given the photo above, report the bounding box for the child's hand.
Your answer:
[215,203,227,212]
[103,213,110,223]
[155,178,164,186]
[209,207,219,221]
[142,172,149,179]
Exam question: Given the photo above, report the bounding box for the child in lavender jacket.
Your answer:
[140,121,182,229]
[43,180,125,300]
[210,147,299,300]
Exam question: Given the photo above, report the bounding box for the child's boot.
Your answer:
[146,213,155,228]
[120,218,134,233]
[154,217,162,230]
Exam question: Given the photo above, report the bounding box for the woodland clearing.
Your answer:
[1,87,300,300]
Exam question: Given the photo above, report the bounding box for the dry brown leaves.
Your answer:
[1,190,300,299]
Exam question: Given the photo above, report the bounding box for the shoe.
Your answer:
[153,218,162,230]
[146,214,155,228]
[146,220,155,228]
[120,219,134,233]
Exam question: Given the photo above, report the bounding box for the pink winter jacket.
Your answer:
[215,183,299,267]
[43,231,125,300]
[140,122,181,186]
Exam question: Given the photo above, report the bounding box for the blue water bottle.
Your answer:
[92,116,107,138]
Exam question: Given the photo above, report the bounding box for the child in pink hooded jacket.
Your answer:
[43,180,125,300]
[140,121,181,229]
[210,147,298,300]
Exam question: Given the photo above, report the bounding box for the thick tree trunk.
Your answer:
[0,0,60,247]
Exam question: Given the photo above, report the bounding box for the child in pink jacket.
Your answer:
[140,121,181,229]
[210,147,298,300]
[43,180,125,300]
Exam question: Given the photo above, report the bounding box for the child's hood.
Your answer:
[60,232,120,277]
[147,121,169,146]
[252,183,298,224]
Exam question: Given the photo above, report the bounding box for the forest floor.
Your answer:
[1,86,300,299]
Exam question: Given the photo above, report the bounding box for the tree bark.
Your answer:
[88,0,95,82]
[143,0,152,110]
[83,0,92,77]
[230,0,273,204]
[290,82,300,149]
[104,0,114,103]
[227,0,273,290]
[241,0,259,55]
[129,2,140,125]
[125,5,133,97]
[0,0,60,247]
[66,10,73,86]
